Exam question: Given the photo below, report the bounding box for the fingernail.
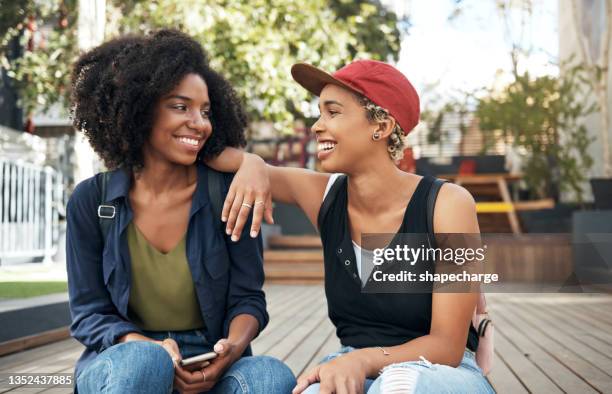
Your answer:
[250,231,257,238]
[231,235,238,242]
[226,228,232,235]
[222,216,227,222]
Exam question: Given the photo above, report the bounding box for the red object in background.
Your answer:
[458,159,477,175]
[24,116,35,133]
[59,4,68,29]
[398,147,416,173]
[26,15,36,51]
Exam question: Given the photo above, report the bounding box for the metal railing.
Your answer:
[0,160,64,264]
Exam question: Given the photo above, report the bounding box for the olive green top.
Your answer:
[126,222,204,331]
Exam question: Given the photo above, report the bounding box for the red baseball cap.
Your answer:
[291,60,420,134]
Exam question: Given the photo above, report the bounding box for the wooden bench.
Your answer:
[1,285,611,393]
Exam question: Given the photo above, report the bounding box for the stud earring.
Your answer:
[372,132,381,140]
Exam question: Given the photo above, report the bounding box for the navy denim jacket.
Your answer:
[66,163,268,378]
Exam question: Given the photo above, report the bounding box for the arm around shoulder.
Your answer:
[210,147,331,232]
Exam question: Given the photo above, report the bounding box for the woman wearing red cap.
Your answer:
[208,60,494,393]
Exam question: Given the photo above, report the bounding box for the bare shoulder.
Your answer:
[434,182,479,233]
[437,182,476,209]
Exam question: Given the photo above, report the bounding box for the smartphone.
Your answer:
[180,351,218,367]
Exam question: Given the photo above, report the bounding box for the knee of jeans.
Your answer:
[261,356,295,377]
[115,341,174,385]
[254,355,296,388]
[225,355,296,393]
[76,358,112,393]
[378,364,420,394]
[76,342,174,393]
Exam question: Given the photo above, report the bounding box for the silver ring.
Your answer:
[241,203,252,209]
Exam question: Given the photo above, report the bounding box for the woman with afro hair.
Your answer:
[66,29,295,394]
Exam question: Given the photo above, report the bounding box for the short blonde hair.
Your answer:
[356,94,408,161]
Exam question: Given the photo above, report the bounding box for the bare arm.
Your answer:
[206,147,330,240]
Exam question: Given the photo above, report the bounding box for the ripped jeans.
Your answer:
[302,346,495,394]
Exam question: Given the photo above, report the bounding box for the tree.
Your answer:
[110,0,402,134]
[476,66,595,201]
[1,0,403,135]
[0,0,77,125]
[328,0,405,62]
[435,0,596,201]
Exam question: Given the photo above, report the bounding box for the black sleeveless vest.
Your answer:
[318,175,478,351]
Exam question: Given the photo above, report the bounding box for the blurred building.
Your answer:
[559,0,612,183]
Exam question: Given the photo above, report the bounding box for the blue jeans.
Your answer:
[302,346,495,394]
[76,329,296,394]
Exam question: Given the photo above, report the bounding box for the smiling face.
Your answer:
[313,84,378,173]
[144,73,212,167]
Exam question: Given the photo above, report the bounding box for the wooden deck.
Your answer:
[1,285,612,393]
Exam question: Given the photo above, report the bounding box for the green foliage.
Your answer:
[109,0,401,134]
[1,0,77,117]
[476,65,596,201]
[328,0,405,62]
[0,0,35,38]
[1,0,401,134]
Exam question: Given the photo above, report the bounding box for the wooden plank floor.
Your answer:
[1,286,611,393]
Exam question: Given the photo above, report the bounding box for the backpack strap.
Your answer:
[426,177,446,248]
[207,167,226,234]
[97,172,117,246]
[317,174,347,230]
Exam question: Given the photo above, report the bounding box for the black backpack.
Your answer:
[96,169,226,245]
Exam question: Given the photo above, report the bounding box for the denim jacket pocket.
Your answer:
[203,246,230,280]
